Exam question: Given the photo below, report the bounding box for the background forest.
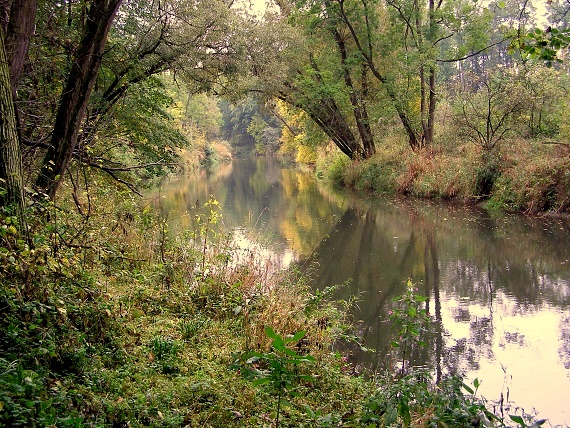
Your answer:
[2,0,570,212]
[1,0,570,426]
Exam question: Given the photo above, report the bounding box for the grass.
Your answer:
[0,182,365,427]
[319,135,570,214]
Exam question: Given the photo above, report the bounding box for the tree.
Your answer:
[453,70,530,152]
[257,2,373,159]
[0,24,25,220]
[3,0,37,90]
[219,98,259,155]
[247,112,282,155]
[276,0,492,152]
[35,0,123,198]
[21,0,243,198]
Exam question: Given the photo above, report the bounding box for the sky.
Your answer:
[239,0,550,26]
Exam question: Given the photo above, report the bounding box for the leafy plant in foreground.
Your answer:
[149,336,180,374]
[232,326,316,427]
[361,370,499,427]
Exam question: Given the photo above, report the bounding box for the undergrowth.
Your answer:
[320,136,570,214]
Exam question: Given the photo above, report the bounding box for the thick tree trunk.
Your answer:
[0,0,9,31]
[283,55,362,159]
[5,0,37,89]
[0,25,25,218]
[35,0,122,198]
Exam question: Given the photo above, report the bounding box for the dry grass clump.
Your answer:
[397,145,481,200]
[493,148,570,212]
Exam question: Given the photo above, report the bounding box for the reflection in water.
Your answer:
[155,157,570,426]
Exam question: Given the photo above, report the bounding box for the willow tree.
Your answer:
[281,0,491,151]
[24,0,243,198]
[242,2,376,159]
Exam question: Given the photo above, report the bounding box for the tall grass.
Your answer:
[320,135,570,214]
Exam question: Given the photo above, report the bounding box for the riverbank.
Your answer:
[316,136,570,215]
[0,179,552,426]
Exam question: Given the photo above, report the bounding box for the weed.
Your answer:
[179,313,211,341]
[389,279,431,375]
[232,326,316,427]
[149,336,180,374]
[361,370,499,427]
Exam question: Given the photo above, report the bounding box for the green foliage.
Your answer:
[219,98,260,156]
[232,326,316,427]
[360,371,498,427]
[475,157,501,197]
[179,313,211,341]
[508,414,547,428]
[389,280,431,374]
[511,26,570,65]
[149,337,181,374]
[103,78,188,178]
[452,70,530,152]
[318,152,351,184]
[491,155,570,213]
[0,359,84,427]
[247,113,282,155]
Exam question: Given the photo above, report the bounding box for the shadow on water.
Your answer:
[155,156,570,426]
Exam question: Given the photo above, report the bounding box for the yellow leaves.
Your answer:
[295,145,317,164]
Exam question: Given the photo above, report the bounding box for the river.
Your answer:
[155,156,570,426]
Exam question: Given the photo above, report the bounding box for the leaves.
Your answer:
[232,327,316,425]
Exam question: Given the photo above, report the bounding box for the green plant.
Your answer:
[232,326,316,427]
[193,197,223,272]
[361,370,498,427]
[508,414,546,428]
[179,313,211,341]
[149,337,180,374]
[0,359,84,427]
[362,370,502,428]
[389,279,431,374]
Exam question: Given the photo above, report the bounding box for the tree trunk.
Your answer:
[0,0,9,31]
[305,98,362,159]
[282,55,362,159]
[0,25,25,220]
[5,0,37,89]
[333,29,375,158]
[425,0,437,147]
[338,0,420,150]
[35,0,122,198]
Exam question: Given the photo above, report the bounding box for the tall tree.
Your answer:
[257,2,374,158]
[4,0,37,90]
[35,0,122,198]
[283,0,492,150]
[0,25,25,219]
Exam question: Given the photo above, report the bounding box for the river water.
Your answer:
[156,156,570,426]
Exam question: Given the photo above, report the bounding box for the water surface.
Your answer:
[156,157,570,426]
